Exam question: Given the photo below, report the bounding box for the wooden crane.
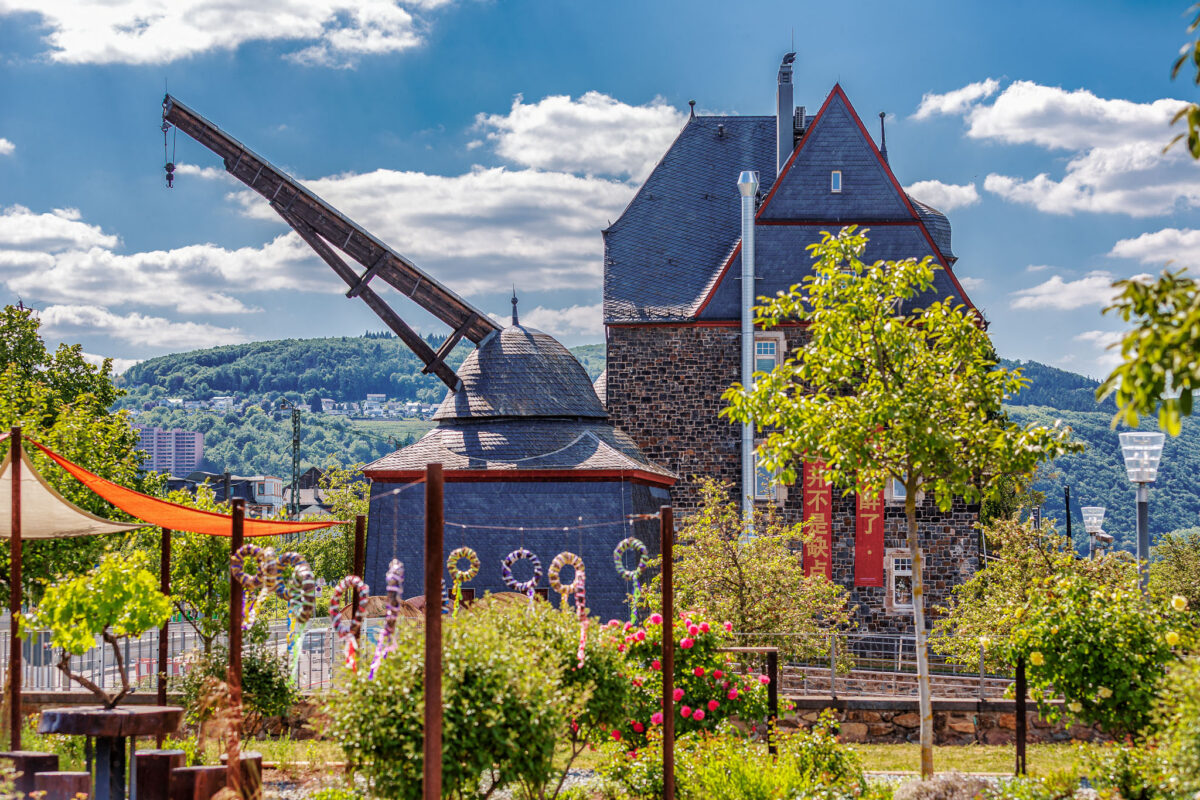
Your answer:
[161,94,501,390]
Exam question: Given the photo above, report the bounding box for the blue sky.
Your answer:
[0,0,1197,379]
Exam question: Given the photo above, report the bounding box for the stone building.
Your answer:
[602,57,981,633]
[362,322,673,622]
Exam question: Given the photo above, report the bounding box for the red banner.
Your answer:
[802,461,832,579]
[854,491,885,587]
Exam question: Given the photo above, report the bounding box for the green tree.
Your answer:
[643,477,853,662]
[21,554,171,708]
[722,227,1079,776]
[1170,3,1200,158]
[294,462,369,584]
[0,304,159,599]
[932,516,1133,673]
[1150,528,1200,611]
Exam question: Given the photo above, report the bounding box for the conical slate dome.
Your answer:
[433,325,607,421]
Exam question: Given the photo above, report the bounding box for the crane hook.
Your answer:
[161,119,175,188]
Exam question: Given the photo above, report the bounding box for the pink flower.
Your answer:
[635,630,646,642]
[651,659,661,670]
[680,637,695,649]
[724,621,733,632]
[680,706,692,718]
[651,712,664,725]
[649,613,663,625]
[624,622,633,631]
[611,730,621,741]
[699,622,710,633]
[624,636,633,644]
[759,675,770,686]
[707,700,719,711]
[693,666,705,677]
[713,669,723,679]
[688,624,699,636]
[722,680,730,688]
[692,710,705,721]
[632,721,645,733]
[728,689,739,700]
[673,688,685,702]
[607,619,621,628]
[617,644,626,652]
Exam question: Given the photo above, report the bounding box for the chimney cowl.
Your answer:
[776,52,797,175]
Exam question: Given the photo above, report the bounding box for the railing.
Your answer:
[1,625,1011,699]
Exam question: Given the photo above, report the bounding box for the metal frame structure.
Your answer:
[161,95,501,391]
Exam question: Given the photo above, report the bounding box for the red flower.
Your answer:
[651,659,661,671]
[680,638,695,649]
[687,624,699,636]
[635,630,646,642]
[651,712,664,725]
[611,730,621,741]
[759,674,770,686]
[632,721,645,733]
[681,706,692,718]
[713,669,723,679]
[700,622,710,633]
[673,688,685,702]
[693,666,705,677]
[728,689,739,700]
[693,709,706,721]
[724,621,733,632]
[707,700,719,711]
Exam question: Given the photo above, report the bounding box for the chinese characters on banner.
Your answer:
[803,461,832,579]
[854,491,885,587]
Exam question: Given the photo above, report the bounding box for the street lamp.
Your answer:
[1081,506,1105,558]
[1118,431,1166,591]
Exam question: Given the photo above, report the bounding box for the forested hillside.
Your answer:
[117,337,1200,554]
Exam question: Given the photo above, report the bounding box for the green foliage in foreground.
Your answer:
[329,599,631,800]
[180,644,298,735]
[1010,572,1196,738]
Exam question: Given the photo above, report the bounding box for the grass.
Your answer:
[349,418,434,443]
[850,742,1093,775]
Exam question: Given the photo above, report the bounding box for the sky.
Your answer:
[0,0,1197,379]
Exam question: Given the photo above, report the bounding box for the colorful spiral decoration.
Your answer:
[278,552,317,673]
[447,547,478,618]
[549,551,586,599]
[614,537,649,624]
[501,548,542,598]
[330,575,370,673]
[369,559,405,679]
[231,544,273,629]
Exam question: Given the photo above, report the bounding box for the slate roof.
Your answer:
[604,85,972,323]
[593,369,607,405]
[363,419,675,481]
[433,325,607,421]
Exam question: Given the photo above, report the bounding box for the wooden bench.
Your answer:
[133,749,186,800]
[34,770,91,800]
[168,765,225,800]
[0,750,60,796]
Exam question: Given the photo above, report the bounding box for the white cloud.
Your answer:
[1073,329,1126,372]
[81,352,141,375]
[0,0,441,66]
[920,80,1200,217]
[475,92,686,181]
[1110,228,1200,270]
[1026,264,1052,272]
[1010,271,1125,310]
[906,180,980,211]
[0,139,13,156]
[958,276,985,291]
[500,303,603,338]
[231,165,633,294]
[911,79,1000,120]
[174,163,236,183]
[0,205,118,252]
[39,305,246,348]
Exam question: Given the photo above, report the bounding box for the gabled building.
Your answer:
[602,57,980,632]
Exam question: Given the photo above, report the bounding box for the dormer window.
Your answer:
[831,170,842,193]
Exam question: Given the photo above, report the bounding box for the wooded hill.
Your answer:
[115,338,1198,552]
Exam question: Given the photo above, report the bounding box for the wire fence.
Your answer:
[0,624,1012,699]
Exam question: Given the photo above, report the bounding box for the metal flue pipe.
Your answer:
[738,170,760,528]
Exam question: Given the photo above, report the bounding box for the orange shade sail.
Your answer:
[29,439,348,537]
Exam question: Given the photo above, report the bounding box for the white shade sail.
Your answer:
[0,447,142,539]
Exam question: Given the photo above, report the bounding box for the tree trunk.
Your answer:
[906,490,934,778]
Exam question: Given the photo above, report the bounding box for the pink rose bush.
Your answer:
[606,608,770,749]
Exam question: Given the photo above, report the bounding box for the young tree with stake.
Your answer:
[723,227,1079,777]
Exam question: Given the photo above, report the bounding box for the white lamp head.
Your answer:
[1081,506,1106,534]
[1119,431,1166,484]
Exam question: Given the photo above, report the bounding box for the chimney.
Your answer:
[777,53,796,174]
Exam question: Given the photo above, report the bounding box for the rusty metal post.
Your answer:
[228,500,245,798]
[353,515,366,647]
[424,464,444,800]
[9,426,21,750]
[1015,656,1027,776]
[660,505,674,800]
[158,528,171,708]
[767,649,779,757]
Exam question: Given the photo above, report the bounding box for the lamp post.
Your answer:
[1081,506,1105,559]
[1118,431,1166,591]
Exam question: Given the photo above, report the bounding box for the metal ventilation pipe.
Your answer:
[738,170,760,528]
[777,52,796,174]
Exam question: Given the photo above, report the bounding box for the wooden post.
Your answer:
[228,500,244,798]
[9,425,21,751]
[1015,656,1027,776]
[352,515,366,648]
[660,505,674,800]
[158,528,171,708]
[423,464,443,800]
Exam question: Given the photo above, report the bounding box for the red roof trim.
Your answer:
[607,320,809,330]
[362,468,676,487]
[757,219,922,227]
[690,83,977,319]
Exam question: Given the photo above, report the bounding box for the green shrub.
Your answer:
[179,643,298,734]
[1155,656,1200,794]
[329,599,622,800]
[1081,743,1176,800]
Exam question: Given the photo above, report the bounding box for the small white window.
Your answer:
[890,556,914,611]
[831,170,842,193]
[885,478,906,503]
[752,444,787,503]
[755,339,778,373]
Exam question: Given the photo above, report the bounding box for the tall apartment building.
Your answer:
[134,425,205,474]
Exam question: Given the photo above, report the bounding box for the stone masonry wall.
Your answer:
[605,323,980,634]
